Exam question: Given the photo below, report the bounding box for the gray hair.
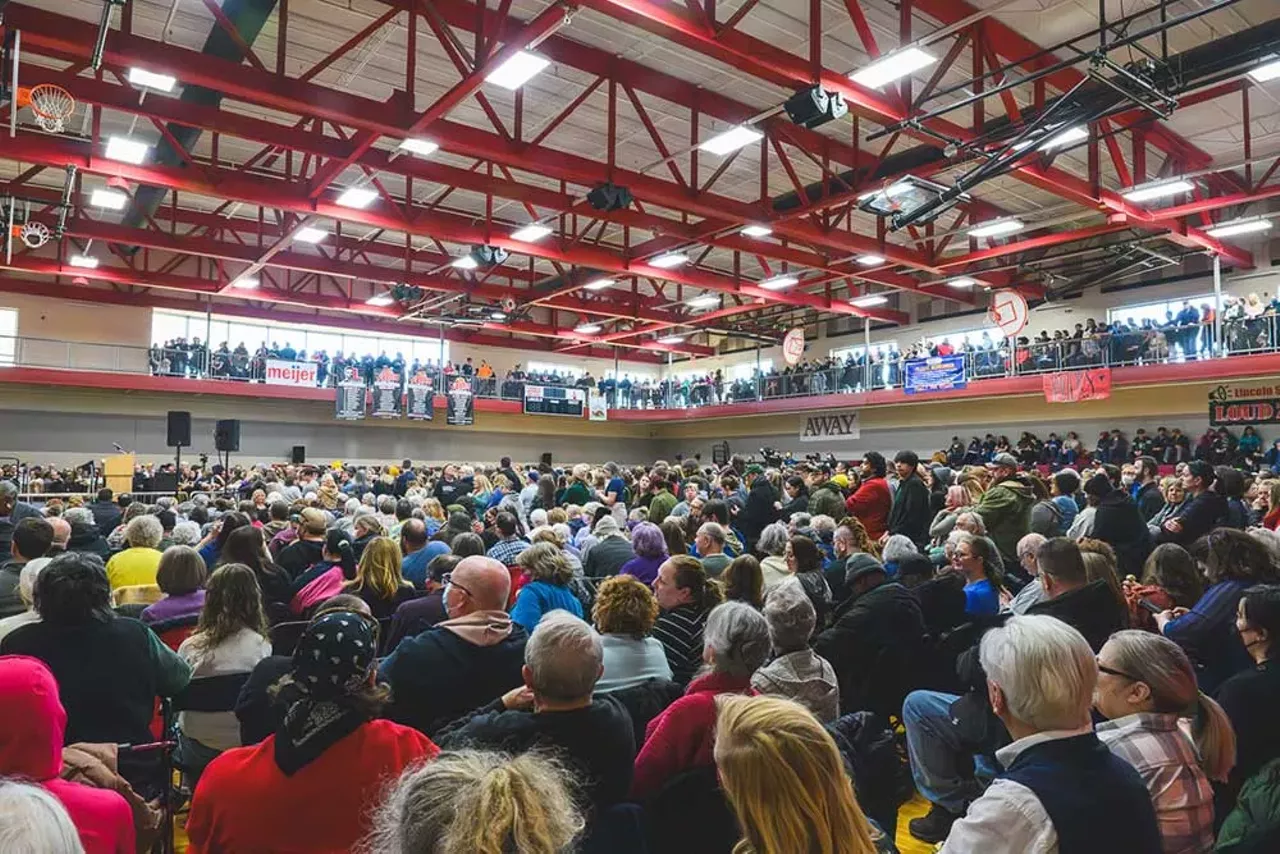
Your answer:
[360,750,584,854]
[344,497,361,516]
[125,514,163,549]
[980,615,1095,732]
[789,512,812,530]
[18,558,52,606]
[0,779,86,853]
[64,507,93,526]
[703,600,771,678]
[155,496,176,510]
[377,495,396,514]
[762,577,816,653]
[0,481,17,501]
[697,522,726,546]
[810,515,836,537]
[881,534,918,565]
[954,511,987,535]
[1017,532,1047,561]
[170,520,202,546]
[524,610,603,703]
[757,522,789,557]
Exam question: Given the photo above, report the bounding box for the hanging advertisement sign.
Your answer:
[406,370,435,421]
[1043,368,1112,403]
[264,359,318,387]
[799,411,860,443]
[446,376,475,426]
[903,355,967,395]
[1208,384,1280,426]
[371,365,404,418]
[588,390,608,421]
[335,366,366,421]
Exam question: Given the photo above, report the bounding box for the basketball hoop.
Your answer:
[16,221,51,249]
[16,84,75,134]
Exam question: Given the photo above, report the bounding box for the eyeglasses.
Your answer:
[1097,661,1140,682]
[442,572,474,599]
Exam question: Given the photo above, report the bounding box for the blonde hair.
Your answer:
[423,498,446,522]
[346,536,407,601]
[714,695,878,854]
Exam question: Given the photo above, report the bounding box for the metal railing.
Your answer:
[1,318,1275,410]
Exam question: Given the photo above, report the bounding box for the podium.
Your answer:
[104,454,135,497]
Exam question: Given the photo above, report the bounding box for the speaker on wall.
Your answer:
[166,411,191,448]
[291,445,306,465]
[214,419,241,453]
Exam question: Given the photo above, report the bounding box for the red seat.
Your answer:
[507,566,527,609]
[158,624,196,652]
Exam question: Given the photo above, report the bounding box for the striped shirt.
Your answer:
[1095,712,1215,854]
[651,604,709,686]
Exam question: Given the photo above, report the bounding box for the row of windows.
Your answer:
[0,308,15,365]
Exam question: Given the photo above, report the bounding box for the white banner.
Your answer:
[265,358,319,387]
[588,390,608,421]
[798,411,860,442]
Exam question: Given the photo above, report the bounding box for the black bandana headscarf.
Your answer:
[273,610,379,776]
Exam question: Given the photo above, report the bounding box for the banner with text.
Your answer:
[371,365,405,419]
[406,370,436,420]
[335,367,366,421]
[1043,368,1112,403]
[904,355,967,395]
[1209,384,1280,426]
[265,358,318,387]
[799,411,860,442]
[446,376,475,426]
[588,390,608,421]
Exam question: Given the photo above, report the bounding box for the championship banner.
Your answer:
[799,411,860,443]
[904,355,967,395]
[335,366,367,421]
[1043,368,1112,403]
[265,358,318,387]
[371,364,404,419]
[406,370,435,421]
[446,376,475,426]
[588,390,608,421]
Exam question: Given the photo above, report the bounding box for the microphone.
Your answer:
[112,443,126,453]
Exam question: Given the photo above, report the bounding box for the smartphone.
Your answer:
[1137,598,1163,614]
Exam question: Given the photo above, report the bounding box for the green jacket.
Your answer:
[972,477,1034,562]
[1218,758,1280,853]
[809,482,847,521]
[649,490,677,524]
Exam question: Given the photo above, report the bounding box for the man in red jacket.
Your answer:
[846,451,892,540]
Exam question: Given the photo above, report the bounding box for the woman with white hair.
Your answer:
[881,534,918,577]
[104,514,164,590]
[631,601,772,801]
[757,522,791,590]
[0,779,87,854]
[752,577,839,723]
[0,558,50,643]
[170,520,203,547]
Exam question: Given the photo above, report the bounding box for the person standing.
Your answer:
[888,451,931,549]
[845,453,892,541]
[971,453,1034,573]
[738,465,777,554]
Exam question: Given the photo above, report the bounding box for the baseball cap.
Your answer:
[299,507,328,535]
[744,464,764,476]
[987,452,1019,469]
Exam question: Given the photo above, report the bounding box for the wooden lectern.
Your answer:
[104,454,135,497]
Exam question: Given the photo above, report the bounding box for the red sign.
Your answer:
[988,289,1029,337]
[1043,368,1112,403]
[782,327,806,366]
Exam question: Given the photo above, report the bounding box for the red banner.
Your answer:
[1043,368,1112,403]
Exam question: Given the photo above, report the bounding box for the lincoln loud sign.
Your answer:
[799,411,861,442]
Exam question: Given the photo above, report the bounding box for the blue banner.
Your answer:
[904,355,967,395]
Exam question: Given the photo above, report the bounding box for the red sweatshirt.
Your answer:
[845,477,892,540]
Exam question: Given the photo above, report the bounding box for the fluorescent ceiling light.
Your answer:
[68,254,99,269]
[850,47,936,89]
[485,51,549,90]
[649,252,689,269]
[233,276,260,289]
[90,189,128,210]
[512,223,553,242]
[969,219,1026,238]
[948,277,977,288]
[699,125,763,156]
[104,136,150,165]
[851,295,888,307]
[583,277,614,291]
[1039,125,1087,151]
[574,323,603,334]
[127,68,176,92]
[1122,179,1195,202]
[759,275,799,291]
[490,311,507,320]
[855,254,885,266]
[398,138,439,157]
[657,335,685,344]
[452,255,479,270]
[1205,218,1273,238]
[336,187,378,209]
[686,294,720,309]
[294,226,328,244]
[741,224,772,237]
[366,293,395,306]
[1248,57,1280,83]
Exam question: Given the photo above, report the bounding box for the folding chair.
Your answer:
[169,672,252,793]
[269,620,309,656]
[118,711,177,854]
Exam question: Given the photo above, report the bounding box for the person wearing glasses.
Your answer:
[379,555,528,737]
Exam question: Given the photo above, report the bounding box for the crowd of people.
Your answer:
[3,442,1280,853]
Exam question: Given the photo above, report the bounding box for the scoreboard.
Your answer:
[523,384,587,417]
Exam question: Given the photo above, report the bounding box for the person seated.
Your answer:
[342,536,418,620]
[0,552,191,748]
[582,514,635,579]
[510,542,583,633]
[651,555,723,685]
[631,601,770,802]
[289,529,357,616]
[380,556,528,737]
[275,508,329,578]
[591,575,673,693]
[216,525,292,609]
[753,577,838,723]
[0,557,51,644]
[715,695,893,854]
[437,610,635,811]
[619,522,667,586]
[104,514,165,591]
[140,545,207,625]
[0,656,136,854]
[361,749,584,853]
[1025,538,1127,652]
[383,554,454,652]
[0,779,103,852]
[952,532,1003,617]
[398,518,445,589]
[187,611,439,852]
[1094,630,1232,853]
[1007,533,1047,614]
[721,554,764,609]
[939,615,1161,853]
[174,564,273,781]
[694,522,732,577]
[0,517,54,618]
[1125,543,1203,631]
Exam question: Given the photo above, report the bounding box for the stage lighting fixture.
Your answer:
[586,182,634,212]
[784,85,848,129]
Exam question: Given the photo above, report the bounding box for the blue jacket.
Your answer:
[509,580,583,632]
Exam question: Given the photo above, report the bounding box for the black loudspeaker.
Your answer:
[291,445,306,465]
[151,471,178,492]
[166,411,191,448]
[540,452,553,467]
[214,419,241,453]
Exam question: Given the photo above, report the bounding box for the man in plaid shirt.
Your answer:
[485,512,529,565]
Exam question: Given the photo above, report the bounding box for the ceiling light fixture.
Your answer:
[336,187,378,209]
[1122,179,1196,202]
[759,275,799,291]
[511,223,553,242]
[90,189,128,210]
[1205,218,1273,238]
[485,51,549,90]
[104,136,150,165]
[451,255,479,270]
[398,138,439,157]
[686,294,720,309]
[948,277,977,288]
[699,125,763,156]
[583,277,614,291]
[1038,125,1087,151]
[1248,57,1280,83]
[574,323,603,334]
[850,47,936,89]
[649,252,689,269]
[233,276,260,289]
[365,293,395,306]
[126,68,176,92]
[68,254,99,269]
[855,254,885,266]
[490,311,508,320]
[657,335,685,345]
[741,224,772,237]
[850,295,888,307]
[968,219,1026,238]
[293,226,328,244]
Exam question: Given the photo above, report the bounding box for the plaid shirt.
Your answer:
[486,536,529,566]
[1095,712,1215,854]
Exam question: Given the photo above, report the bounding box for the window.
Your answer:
[0,308,16,365]
[923,328,1003,350]
[1109,294,1213,327]
[527,360,582,378]
[830,342,898,360]
[606,368,656,382]
[728,360,771,381]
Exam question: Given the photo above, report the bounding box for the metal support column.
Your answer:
[863,318,871,390]
[1213,254,1223,356]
